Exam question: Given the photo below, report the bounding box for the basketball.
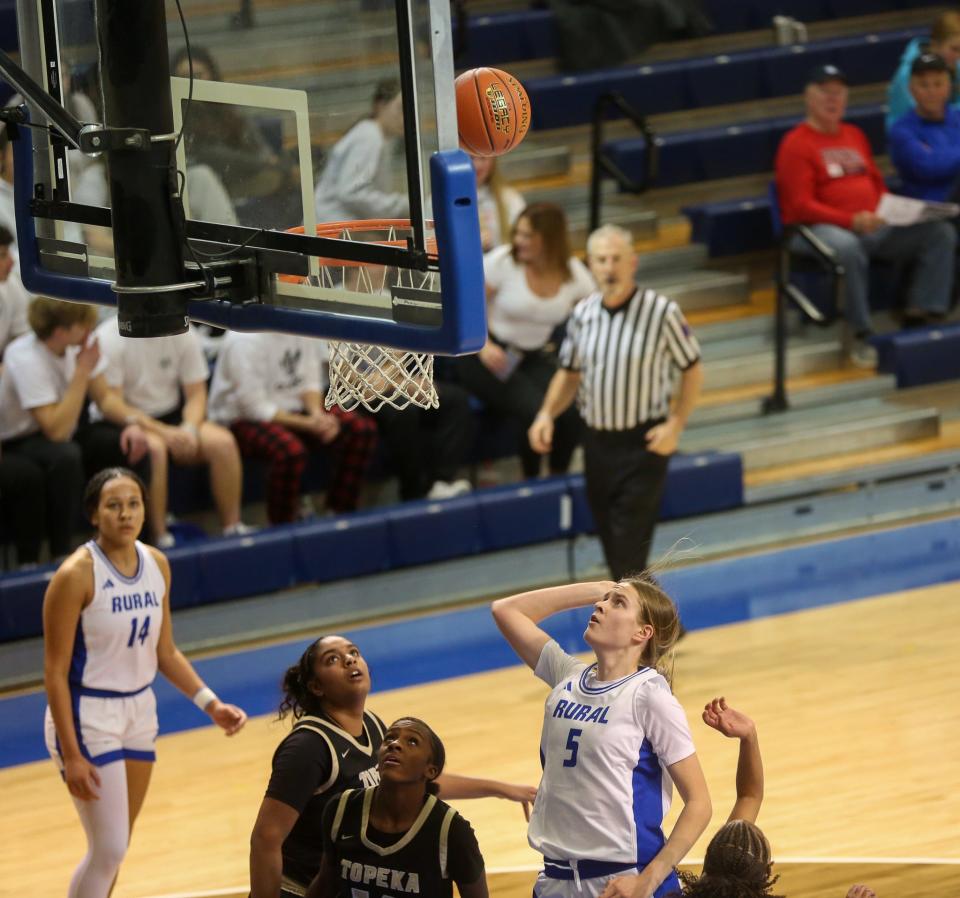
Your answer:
[454,67,531,157]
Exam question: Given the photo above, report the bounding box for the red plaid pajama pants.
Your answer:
[231,408,378,523]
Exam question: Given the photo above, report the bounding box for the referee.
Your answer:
[529,224,704,578]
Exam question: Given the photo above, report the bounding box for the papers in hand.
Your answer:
[876,193,960,226]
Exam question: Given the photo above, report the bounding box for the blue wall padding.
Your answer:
[196,527,299,604]
[475,478,570,551]
[386,496,483,567]
[293,512,392,583]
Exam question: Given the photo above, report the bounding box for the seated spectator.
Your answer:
[775,65,956,367]
[207,331,377,523]
[0,124,15,242]
[0,299,149,557]
[889,54,960,203]
[171,46,292,208]
[0,225,29,360]
[370,379,477,501]
[456,203,596,478]
[93,316,251,547]
[669,697,876,898]
[314,79,407,223]
[887,10,960,131]
[473,155,525,252]
[0,449,45,564]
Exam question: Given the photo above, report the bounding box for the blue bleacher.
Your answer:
[875,324,960,387]
[604,104,887,191]
[451,1,927,69]
[525,28,920,131]
[0,452,745,643]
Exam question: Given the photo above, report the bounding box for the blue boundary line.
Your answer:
[3,515,960,769]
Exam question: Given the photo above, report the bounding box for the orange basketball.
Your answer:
[454,67,531,157]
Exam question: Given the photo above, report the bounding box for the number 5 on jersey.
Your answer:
[563,728,582,767]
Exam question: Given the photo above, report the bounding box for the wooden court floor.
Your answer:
[2,581,959,898]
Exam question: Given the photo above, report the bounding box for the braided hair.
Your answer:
[674,820,783,898]
[277,637,330,720]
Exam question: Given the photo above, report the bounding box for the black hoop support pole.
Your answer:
[95,0,191,337]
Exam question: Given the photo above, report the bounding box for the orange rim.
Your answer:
[285,220,438,266]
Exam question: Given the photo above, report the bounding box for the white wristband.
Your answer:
[192,686,218,711]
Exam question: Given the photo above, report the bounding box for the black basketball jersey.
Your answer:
[325,788,479,898]
[267,710,386,889]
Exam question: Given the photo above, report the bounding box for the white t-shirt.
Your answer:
[484,245,596,350]
[94,317,209,418]
[207,331,323,424]
[0,268,31,357]
[314,119,407,222]
[477,183,525,251]
[527,640,694,866]
[0,180,15,243]
[0,332,108,442]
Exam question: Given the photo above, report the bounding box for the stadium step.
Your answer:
[692,372,897,427]
[639,268,751,312]
[683,398,941,470]
[702,336,841,390]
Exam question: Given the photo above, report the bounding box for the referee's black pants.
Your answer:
[583,423,670,580]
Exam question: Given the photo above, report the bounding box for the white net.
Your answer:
[310,221,440,413]
[325,342,439,412]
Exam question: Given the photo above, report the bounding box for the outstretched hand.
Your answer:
[702,697,756,740]
[846,886,876,898]
[499,782,537,821]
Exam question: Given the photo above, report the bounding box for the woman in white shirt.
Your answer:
[457,203,596,478]
[314,79,408,223]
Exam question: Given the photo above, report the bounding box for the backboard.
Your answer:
[3,0,485,354]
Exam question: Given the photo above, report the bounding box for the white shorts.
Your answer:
[533,867,681,898]
[45,686,159,768]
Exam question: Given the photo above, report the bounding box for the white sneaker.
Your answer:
[427,479,473,500]
[223,522,256,537]
[447,478,472,497]
[156,531,176,549]
[849,337,878,369]
[427,480,456,500]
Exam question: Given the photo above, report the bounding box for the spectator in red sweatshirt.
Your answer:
[775,64,956,368]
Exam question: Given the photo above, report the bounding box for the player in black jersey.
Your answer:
[249,636,533,898]
[307,717,487,898]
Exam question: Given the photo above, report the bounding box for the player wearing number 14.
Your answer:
[42,467,247,898]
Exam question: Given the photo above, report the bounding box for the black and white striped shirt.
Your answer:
[559,288,701,431]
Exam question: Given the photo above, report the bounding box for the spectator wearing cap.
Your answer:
[775,64,956,366]
[889,53,960,203]
[887,10,960,131]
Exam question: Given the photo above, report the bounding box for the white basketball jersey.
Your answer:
[70,540,165,694]
[527,641,695,866]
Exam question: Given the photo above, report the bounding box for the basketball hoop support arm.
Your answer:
[92,0,193,337]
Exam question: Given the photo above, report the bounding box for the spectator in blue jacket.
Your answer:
[889,53,960,203]
[887,11,960,131]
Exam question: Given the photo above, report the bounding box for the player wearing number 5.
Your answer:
[42,467,247,898]
[492,578,711,898]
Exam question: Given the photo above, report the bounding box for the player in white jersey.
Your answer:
[42,467,248,898]
[492,577,712,898]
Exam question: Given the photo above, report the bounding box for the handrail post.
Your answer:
[588,92,656,233]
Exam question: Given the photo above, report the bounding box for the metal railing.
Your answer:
[588,91,658,234]
[764,224,844,413]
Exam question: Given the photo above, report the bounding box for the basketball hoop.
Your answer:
[287,220,441,413]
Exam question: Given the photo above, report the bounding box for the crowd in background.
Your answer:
[3,7,960,569]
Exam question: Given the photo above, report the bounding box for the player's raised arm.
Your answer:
[702,697,763,825]
[491,581,614,669]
